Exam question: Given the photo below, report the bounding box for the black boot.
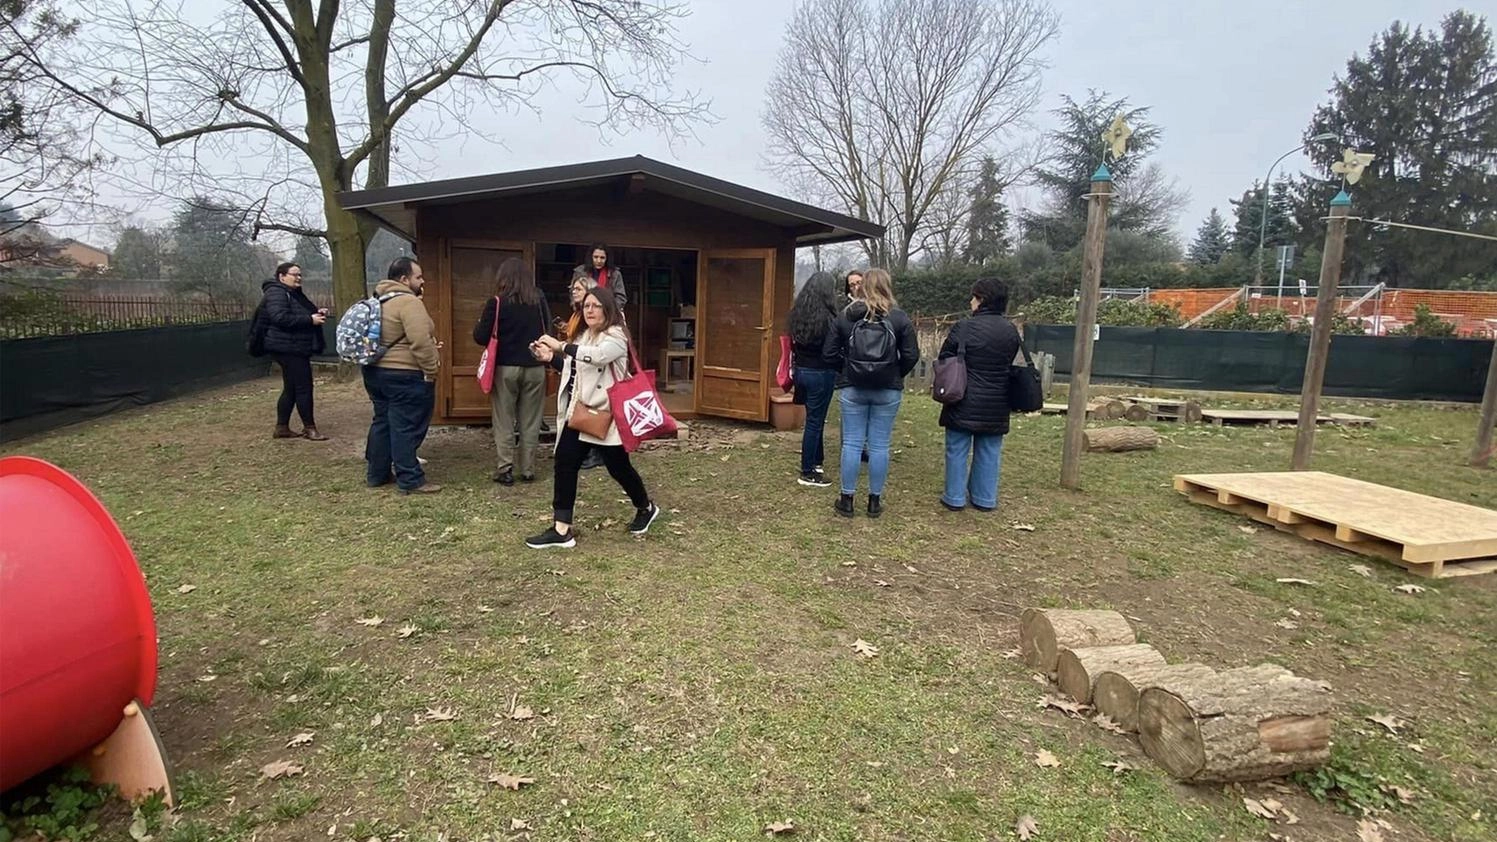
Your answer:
[867,494,883,519]
[835,493,855,518]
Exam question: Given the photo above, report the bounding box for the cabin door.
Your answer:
[695,248,774,422]
[443,240,532,420]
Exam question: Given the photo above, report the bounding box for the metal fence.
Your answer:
[0,289,330,339]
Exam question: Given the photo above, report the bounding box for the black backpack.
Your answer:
[245,297,270,357]
[845,312,896,387]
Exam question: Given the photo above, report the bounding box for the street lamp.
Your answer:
[1255,132,1339,284]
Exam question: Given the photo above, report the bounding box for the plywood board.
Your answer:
[1199,409,1376,428]
[1174,471,1497,577]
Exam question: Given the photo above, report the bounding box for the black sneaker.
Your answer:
[628,502,660,535]
[493,468,514,486]
[835,493,856,518]
[798,470,831,488]
[867,494,883,519]
[525,527,576,549]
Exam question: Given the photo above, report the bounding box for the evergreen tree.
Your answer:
[962,156,1010,263]
[1296,11,1497,287]
[1188,208,1230,264]
[293,234,330,274]
[167,196,256,302]
[111,226,162,278]
[1229,179,1298,259]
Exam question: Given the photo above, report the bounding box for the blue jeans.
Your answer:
[362,366,435,490]
[942,429,1005,510]
[838,387,903,495]
[797,368,837,473]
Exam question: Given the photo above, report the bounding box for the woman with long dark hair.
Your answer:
[525,287,658,549]
[261,261,329,440]
[788,271,842,487]
[473,257,553,485]
[572,243,628,311]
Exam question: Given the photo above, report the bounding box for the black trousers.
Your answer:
[552,426,649,524]
[271,353,315,427]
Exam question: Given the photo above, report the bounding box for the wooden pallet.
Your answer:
[1199,409,1376,429]
[1123,396,1202,423]
[1174,471,1497,578]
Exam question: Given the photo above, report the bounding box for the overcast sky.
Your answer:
[69,0,1468,251]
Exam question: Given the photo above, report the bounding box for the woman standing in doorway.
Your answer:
[788,271,842,487]
[525,287,659,549]
[572,243,628,311]
[261,261,329,440]
[938,277,1022,512]
[473,257,553,485]
[824,269,919,518]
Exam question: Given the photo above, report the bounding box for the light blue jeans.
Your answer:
[839,387,903,495]
[942,429,1005,510]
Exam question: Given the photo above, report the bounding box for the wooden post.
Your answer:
[1473,338,1497,467]
[1291,191,1351,471]
[1060,166,1113,489]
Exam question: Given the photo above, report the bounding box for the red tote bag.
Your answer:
[475,296,500,394]
[776,334,794,392]
[607,344,678,452]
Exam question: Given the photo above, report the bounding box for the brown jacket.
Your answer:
[373,280,440,378]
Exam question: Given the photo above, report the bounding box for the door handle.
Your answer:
[755,325,771,331]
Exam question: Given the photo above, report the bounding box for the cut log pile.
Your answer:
[1018,607,1333,784]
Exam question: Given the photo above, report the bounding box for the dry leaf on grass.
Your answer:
[1357,819,1384,842]
[355,616,385,627]
[1274,618,1299,630]
[873,580,891,588]
[851,639,880,658]
[285,731,315,748]
[840,561,857,567]
[1349,564,1373,578]
[509,818,533,831]
[176,584,197,594]
[395,624,419,639]
[259,759,303,781]
[477,605,494,613]
[508,706,536,722]
[128,810,150,841]
[1237,525,1258,535]
[1002,648,1021,660]
[1015,814,1039,840]
[1039,695,1088,717]
[903,563,921,574]
[1385,784,1416,804]
[1033,749,1060,768]
[1407,742,1426,753]
[370,713,383,727]
[487,772,535,790]
[1243,797,1277,820]
[197,674,217,683]
[1092,714,1127,734]
[1011,523,1037,532]
[1101,759,1134,774]
[1366,714,1404,734]
[763,819,795,836]
[423,707,457,722]
[1275,578,1317,586]
[1393,584,1427,595]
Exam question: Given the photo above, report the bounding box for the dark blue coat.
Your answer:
[260,280,326,357]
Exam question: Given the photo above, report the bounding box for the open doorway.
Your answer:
[535,243,699,416]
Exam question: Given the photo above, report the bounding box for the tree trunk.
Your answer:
[1086,399,1125,420]
[325,204,370,313]
[1056,643,1165,704]
[1183,400,1204,424]
[1084,427,1160,453]
[1093,663,1218,733]
[1137,664,1333,783]
[1019,609,1135,673]
[1123,403,1150,422]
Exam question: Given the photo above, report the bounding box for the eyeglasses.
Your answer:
[582,302,604,311]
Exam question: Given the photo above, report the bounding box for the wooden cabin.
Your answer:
[339,156,881,425]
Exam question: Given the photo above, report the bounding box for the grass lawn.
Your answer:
[2,376,1494,842]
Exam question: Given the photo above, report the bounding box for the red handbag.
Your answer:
[607,343,678,452]
[476,296,500,394]
[776,334,794,391]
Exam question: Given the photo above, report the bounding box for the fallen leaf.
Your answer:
[259,759,304,780]
[1015,814,1039,841]
[903,564,921,574]
[1039,694,1088,717]
[873,580,891,588]
[509,706,536,721]
[355,616,385,627]
[128,809,150,841]
[424,707,457,722]
[1349,564,1373,578]
[1275,578,1317,586]
[1280,807,1300,825]
[1033,749,1060,768]
[1393,584,1427,594]
[509,818,533,831]
[1101,759,1134,774]
[1385,784,1416,804]
[1274,618,1300,630]
[1357,819,1384,842]
[851,639,880,658]
[197,674,217,683]
[176,584,197,594]
[477,605,494,613]
[1092,714,1127,734]
[1237,525,1258,535]
[763,819,795,836]
[1366,714,1404,734]
[1002,648,1021,659]
[487,772,535,790]
[285,731,315,748]
[395,624,419,639]
[1243,797,1276,820]
[1407,742,1425,753]
[840,561,857,567]
[1011,523,1036,532]
[370,713,383,727]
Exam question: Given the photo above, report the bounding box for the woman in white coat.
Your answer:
[525,286,659,548]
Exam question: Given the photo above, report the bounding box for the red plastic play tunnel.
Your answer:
[0,456,158,793]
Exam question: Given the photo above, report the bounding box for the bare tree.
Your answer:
[8,0,708,307]
[762,0,1057,271]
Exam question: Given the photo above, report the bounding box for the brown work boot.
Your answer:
[273,424,297,439]
[301,427,329,441]
[400,483,443,495]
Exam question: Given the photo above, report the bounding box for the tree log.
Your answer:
[1018,609,1135,673]
[1123,403,1150,422]
[1183,400,1203,424]
[1056,643,1165,704]
[1093,663,1218,732]
[1137,664,1333,783]
[1084,426,1160,452]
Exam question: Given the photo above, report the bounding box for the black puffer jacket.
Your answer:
[472,295,554,367]
[938,305,1022,435]
[260,280,325,356]
[823,302,920,391]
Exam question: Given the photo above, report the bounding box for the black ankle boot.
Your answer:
[867,494,883,518]
[835,493,855,518]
